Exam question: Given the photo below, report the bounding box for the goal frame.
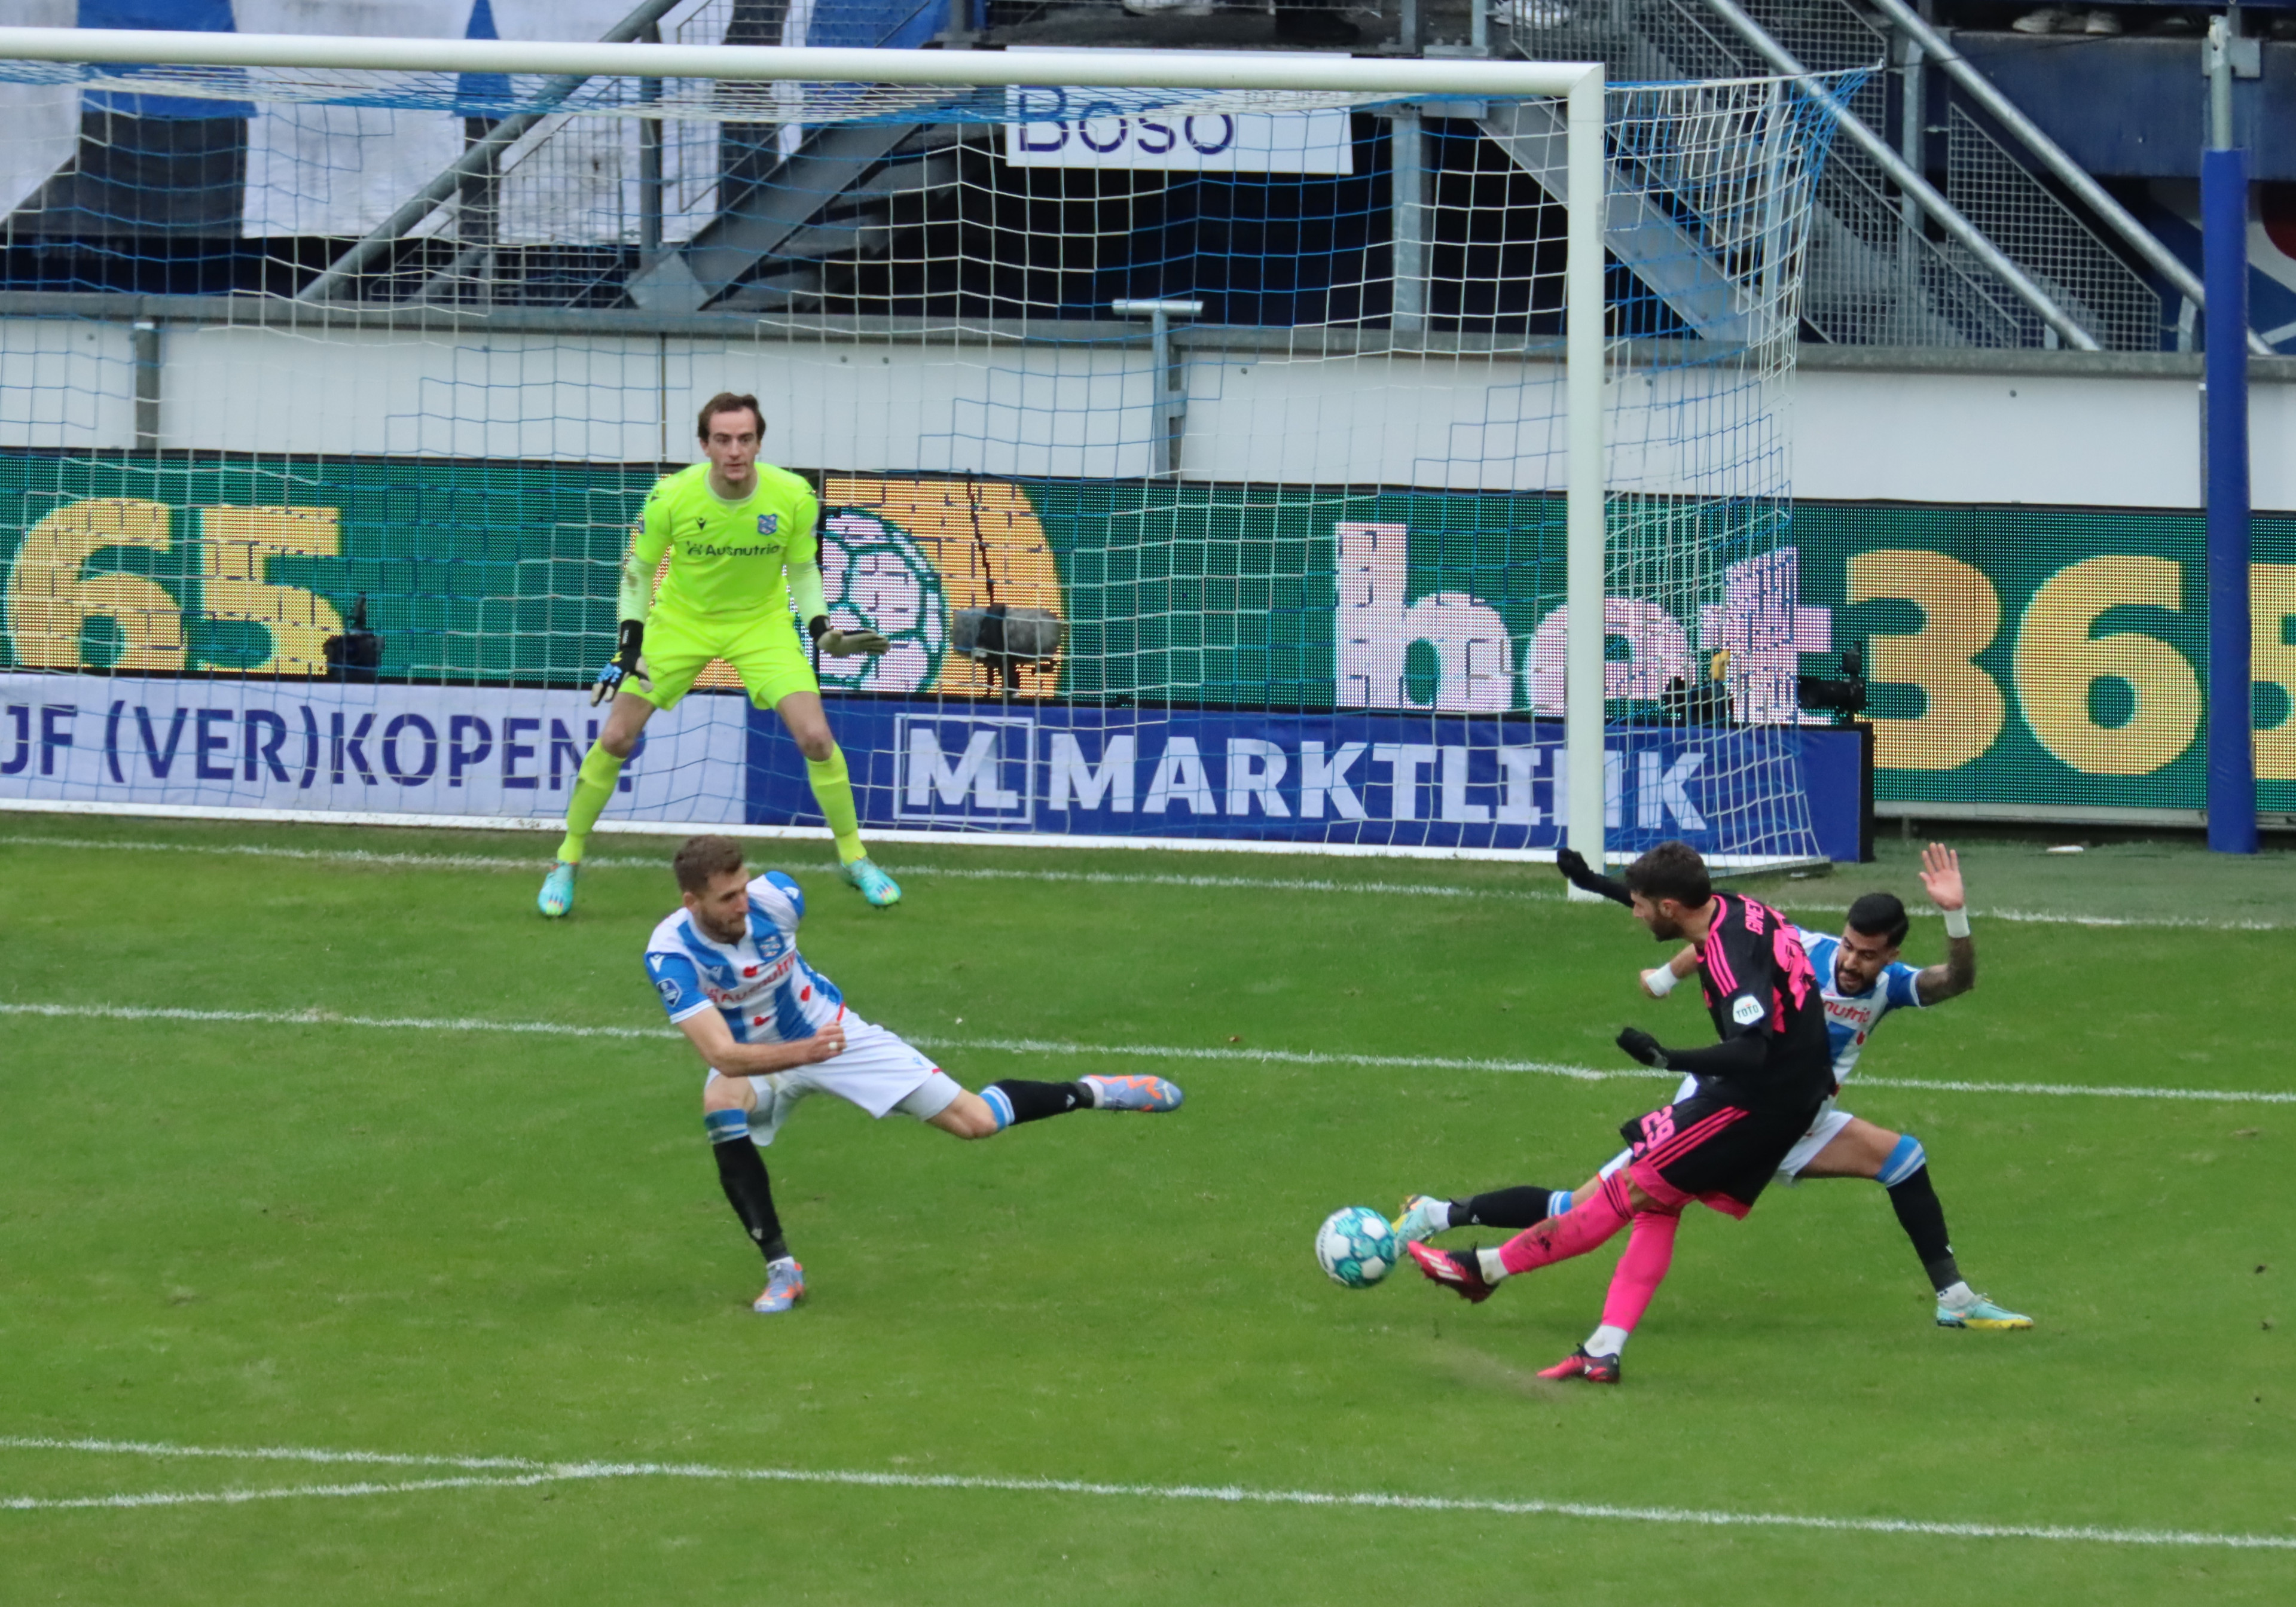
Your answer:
[0,27,1609,865]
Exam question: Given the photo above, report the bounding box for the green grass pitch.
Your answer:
[1,815,2292,1604]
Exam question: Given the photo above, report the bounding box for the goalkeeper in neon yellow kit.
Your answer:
[538,392,900,916]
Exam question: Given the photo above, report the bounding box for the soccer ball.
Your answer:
[1315,1206,1399,1288]
[815,510,948,694]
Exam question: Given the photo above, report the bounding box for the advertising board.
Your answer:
[5,452,2289,819]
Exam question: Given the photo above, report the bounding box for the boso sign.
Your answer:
[1002,87,1355,174]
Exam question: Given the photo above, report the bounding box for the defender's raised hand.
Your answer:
[1918,842,1965,913]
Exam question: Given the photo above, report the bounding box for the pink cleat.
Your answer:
[1535,1347,1621,1384]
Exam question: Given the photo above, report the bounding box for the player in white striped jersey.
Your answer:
[1396,844,2032,1335]
[649,834,1182,1314]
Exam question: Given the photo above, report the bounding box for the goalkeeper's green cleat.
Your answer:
[841,857,902,907]
[1392,1194,1449,1243]
[1937,1291,2032,1330]
[538,859,578,918]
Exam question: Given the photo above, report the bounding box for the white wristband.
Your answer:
[1943,907,1971,939]
[1642,966,1680,998]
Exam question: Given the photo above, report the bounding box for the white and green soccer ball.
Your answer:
[1315,1205,1398,1289]
[814,510,948,694]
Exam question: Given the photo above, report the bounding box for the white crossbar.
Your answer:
[0,28,1598,99]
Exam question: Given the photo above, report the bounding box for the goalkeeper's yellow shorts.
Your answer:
[634,605,818,713]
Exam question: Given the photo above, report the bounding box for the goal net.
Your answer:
[0,26,1848,866]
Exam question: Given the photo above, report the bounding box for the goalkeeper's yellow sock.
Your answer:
[805,745,868,865]
[555,743,625,864]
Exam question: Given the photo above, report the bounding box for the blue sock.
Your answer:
[981,1085,1015,1132]
[1876,1134,1927,1189]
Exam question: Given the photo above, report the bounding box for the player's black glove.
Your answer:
[591,619,649,706]
[807,614,891,656]
[1557,845,1633,905]
[1616,1027,1671,1069]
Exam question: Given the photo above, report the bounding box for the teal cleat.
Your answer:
[841,857,902,907]
[537,859,578,918]
[1937,1291,2032,1330]
[753,1258,807,1315]
[1080,1074,1184,1113]
[1392,1194,1449,1243]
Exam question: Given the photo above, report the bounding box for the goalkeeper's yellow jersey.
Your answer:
[631,461,819,620]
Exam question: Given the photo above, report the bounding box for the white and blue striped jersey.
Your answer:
[1796,924,1924,1088]
[644,871,850,1044]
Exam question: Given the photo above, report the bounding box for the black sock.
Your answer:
[1454,1185,1558,1230]
[986,1078,1091,1126]
[1885,1166,1961,1292]
[710,1123,787,1266]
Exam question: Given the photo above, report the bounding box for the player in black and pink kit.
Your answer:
[1407,839,1834,1384]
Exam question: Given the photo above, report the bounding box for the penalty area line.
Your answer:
[2,1000,2292,1105]
[0,1437,2287,1551]
[2,1473,570,1511]
[0,833,1542,902]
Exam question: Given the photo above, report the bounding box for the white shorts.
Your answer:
[1596,1078,1855,1186]
[704,1019,963,1146]
[1775,1101,1856,1184]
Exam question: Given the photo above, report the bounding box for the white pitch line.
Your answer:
[1973,905,2290,932]
[6,831,2289,930]
[0,833,662,874]
[0,1435,533,1471]
[877,862,1543,901]
[0,833,1536,901]
[0,1000,667,1042]
[3,999,2292,1105]
[0,1435,2288,1550]
[3,1474,569,1511]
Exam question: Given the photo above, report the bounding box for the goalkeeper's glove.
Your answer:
[591,619,649,706]
[808,615,890,657]
[1616,1027,1670,1069]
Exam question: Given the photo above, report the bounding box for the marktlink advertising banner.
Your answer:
[751,702,1867,862]
[3,452,2292,816]
[0,673,1866,862]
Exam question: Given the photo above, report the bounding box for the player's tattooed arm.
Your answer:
[1915,841,1976,1004]
[1916,937,1976,1004]
[676,1008,847,1076]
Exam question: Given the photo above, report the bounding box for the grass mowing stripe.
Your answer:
[10,833,2292,931]
[4,999,2291,1105]
[2,1437,2288,1551]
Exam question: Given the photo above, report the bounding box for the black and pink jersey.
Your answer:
[1692,892,1834,1113]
